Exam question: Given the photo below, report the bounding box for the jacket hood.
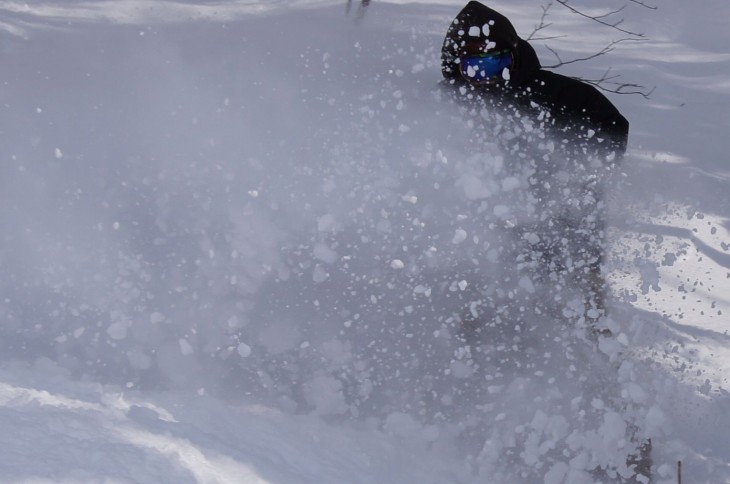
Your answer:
[441,1,540,85]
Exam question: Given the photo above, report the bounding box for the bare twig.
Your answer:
[570,66,655,98]
[555,0,645,38]
[528,0,654,98]
[542,37,643,68]
[526,2,557,41]
[543,42,614,68]
[583,78,655,98]
[629,0,658,10]
[592,4,626,21]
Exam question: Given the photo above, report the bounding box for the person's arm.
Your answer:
[530,70,629,157]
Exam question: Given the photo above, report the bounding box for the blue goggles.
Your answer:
[459,50,513,82]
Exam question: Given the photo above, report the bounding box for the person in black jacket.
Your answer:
[442,1,629,330]
[442,1,629,157]
[439,6,652,475]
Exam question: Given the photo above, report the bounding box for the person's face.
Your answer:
[456,37,513,86]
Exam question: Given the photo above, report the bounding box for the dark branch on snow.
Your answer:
[534,0,655,97]
[576,74,656,99]
[555,0,646,38]
[628,0,658,10]
[526,3,565,42]
[542,37,644,68]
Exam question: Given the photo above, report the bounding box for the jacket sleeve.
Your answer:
[529,70,629,158]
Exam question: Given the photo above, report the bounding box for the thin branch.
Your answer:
[628,0,658,10]
[542,37,644,69]
[531,0,655,98]
[530,33,568,42]
[542,36,654,98]
[526,2,555,41]
[556,0,645,38]
[570,67,655,98]
[543,44,614,68]
[592,4,626,21]
[578,77,655,98]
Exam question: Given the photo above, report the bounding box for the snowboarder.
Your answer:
[441,1,629,329]
[441,5,652,481]
[441,1,629,155]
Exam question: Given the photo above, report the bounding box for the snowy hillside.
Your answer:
[0,0,729,483]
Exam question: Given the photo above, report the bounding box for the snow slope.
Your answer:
[0,0,728,482]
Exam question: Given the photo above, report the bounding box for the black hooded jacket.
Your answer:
[442,1,629,157]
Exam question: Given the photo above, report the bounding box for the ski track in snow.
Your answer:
[0,0,729,483]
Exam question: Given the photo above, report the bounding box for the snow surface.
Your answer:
[0,0,729,483]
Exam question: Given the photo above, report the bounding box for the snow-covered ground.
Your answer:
[0,0,728,482]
